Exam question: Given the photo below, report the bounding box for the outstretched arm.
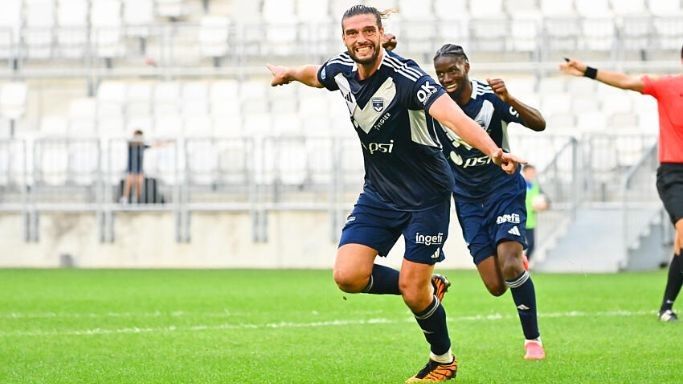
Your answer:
[267,64,324,88]
[559,58,651,93]
[428,94,525,174]
[487,78,546,131]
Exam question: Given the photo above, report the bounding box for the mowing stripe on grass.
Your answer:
[0,310,655,338]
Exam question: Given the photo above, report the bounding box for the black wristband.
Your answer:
[584,66,598,79]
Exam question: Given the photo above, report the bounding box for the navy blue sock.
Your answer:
[414,296,451,355]
[362,264,400,295]
[660,254,682,312]
[506,271,540,340]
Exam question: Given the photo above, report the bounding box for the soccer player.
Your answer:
[561,47,683,322]
[268,5,523,382]
[121,129,149,204]
[428,44,547,360]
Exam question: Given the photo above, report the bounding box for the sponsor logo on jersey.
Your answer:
[416,81,438,105]
[365,140,395,155]
[461,155,492,168]
[371,97,384,112]
[415,232,444,246]
[496,213,521,225]
[430,248,441,259]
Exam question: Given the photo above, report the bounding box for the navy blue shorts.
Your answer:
[455,177,528,265]
[339,192,451,265]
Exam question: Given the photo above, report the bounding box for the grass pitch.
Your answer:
[1,269,682,383]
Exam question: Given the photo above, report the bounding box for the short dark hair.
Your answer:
[134,129,143,136]
[523,164,536,172]
[341,5,395,31]
[434,44,469,63]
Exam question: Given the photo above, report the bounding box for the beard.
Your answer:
[347,42,380,65]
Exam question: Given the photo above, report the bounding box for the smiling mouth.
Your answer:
[356,45,373,55]
[445,84,458,92]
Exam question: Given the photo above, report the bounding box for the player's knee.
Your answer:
[499,252,524,279]
[333,269,366,293]
[485,282,507,297]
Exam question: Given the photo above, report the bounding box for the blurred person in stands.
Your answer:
[522,164,549,261]
[120,129,149,204]
[267,5,523,382]
[561,45,683,322]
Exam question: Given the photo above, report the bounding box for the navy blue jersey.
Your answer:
[435,79,525,201]
[317,50,454,211]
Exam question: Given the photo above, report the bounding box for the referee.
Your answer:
[561,45,683,322]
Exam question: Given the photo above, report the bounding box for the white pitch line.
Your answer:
[0,309,385,320]
[0,310,656,338]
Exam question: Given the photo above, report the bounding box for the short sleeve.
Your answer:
[491,96,525,125]
[316,53,355,92]
[409,75,446,112]
[641,75,657,98]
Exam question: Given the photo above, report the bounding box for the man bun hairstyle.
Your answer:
[341,4,397,30]
[433,44,469,63]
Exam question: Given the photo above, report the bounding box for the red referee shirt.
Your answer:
[642,75,683,164]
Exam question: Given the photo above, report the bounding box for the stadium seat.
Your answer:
[0,0,21,59]
[68,98,97,137]
[217,138,249,185]
[40,116,68,137]
[186,139,218,185]
[576,0,611,17]
[241,79,269,115]
[331,0,361,19]
[263,0,298,56]
[647,0,682,16]
[510,18,540,53]
[210,80,241,119]
[468,0,502,16]
[153,82,180,117]
[580,18,616,52]
[199,16,230,61]
[540,0,576,16]
[609,0,647,15]
[652,17,683,50]
[183,115,213,137]
[56,0,89,58]
[619,16,652,52]
[0,82,28,120]
[36,141,69,186]
[212,116,242,137]
[126,82,153,118]
[156,0,186,18]
[98,118,125,138]
[433,0,468,23]
[543,17,581,54]
[243,114,273,135]
[577,111,608,132]
[540,93,572,115]
[154,114,183,138]
[306,136,334,185]
[24,0,56,59]
[399,0,434,20]
[505,0,541,16]
[276,136,308,186]
[538,77,567,94]
[469,17,510,52]
[91,0,125,60]
[69,140,100,185]
[272,113,302,135]
[123,0,154,38]
[181,82,209,117]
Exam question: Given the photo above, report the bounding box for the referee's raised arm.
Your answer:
[559,58,647,93]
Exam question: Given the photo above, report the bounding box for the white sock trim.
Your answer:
[505,270,530,289]
[430,349,453,364]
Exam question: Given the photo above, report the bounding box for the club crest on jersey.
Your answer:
[371,97,384,112]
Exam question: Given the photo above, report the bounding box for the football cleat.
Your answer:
[659,309,678,322]
[405,357,457,383]
[431,274,451,302]
[524,340,546,360]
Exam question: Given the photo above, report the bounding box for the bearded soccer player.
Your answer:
[561,46,683,323]
[268,5,522,382]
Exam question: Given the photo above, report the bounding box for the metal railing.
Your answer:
[0,133,659,243]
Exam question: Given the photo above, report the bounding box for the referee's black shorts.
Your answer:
[656,163,683,225]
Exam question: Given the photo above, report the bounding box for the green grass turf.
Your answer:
[1,269,682,383]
